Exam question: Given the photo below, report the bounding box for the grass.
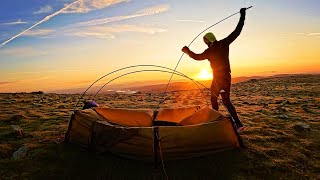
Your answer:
[0,74,319,179]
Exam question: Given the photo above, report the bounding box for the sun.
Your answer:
[196,68,212,80]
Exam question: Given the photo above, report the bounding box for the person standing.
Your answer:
[182,8,248,132]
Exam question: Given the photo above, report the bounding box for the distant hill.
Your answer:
[48,75,265,94]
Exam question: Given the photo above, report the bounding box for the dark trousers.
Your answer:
[210,79,243,127]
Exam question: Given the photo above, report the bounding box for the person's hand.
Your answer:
[240,8,246,16]
[182,46,189,54]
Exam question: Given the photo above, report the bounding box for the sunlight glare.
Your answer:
[196,68,212,80]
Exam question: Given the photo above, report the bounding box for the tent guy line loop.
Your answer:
[157,6,253,110]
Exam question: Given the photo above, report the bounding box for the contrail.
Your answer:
[0,0,81,48]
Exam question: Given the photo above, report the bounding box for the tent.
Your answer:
[65,105,243,162]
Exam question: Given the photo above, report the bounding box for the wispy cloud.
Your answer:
[71,31,115,39]
[0,81,17,86]
[177,19,204,23]
[0,2,169,47]
[0,0,81,48]
[308,32,320,36]
[74,4,169,27]
[63,0,129,13]
[0,19,28,26]
[33,5,53,14]
[23,29,55,37]
[296,32,320,36]
[23,4,169,39]
[68,24,167,39]
[0,77,51,88]
[0,47,47,57]
[98,24,167,34]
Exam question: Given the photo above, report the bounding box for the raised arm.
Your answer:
[222,8,246,45]
[182,46,209,61]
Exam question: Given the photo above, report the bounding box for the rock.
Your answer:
[58,105,67,109]
[9,115,25,122]
[10,125,24,136]
[31,91,44,94]
[257,109,269,114]
[249,79,258,82]
[301,104,313,112]
[12,145,28,160]
[283,100,291,105]
[33,103,42,107]
[275,106,287,113]
[293,122,311,132]
[279,114,289,119]
[258,100,265,105]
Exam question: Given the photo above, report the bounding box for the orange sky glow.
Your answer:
[0,0,319,92]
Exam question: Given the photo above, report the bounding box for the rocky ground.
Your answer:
[0,74,319,179]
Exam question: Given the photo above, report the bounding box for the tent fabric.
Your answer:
[179,106,224,125]
[65,106,241,161]
[159,119,239,160]
[155,106,201,123]
[94,108,153,127]
[67,109,107,148]
[91,121,153,161]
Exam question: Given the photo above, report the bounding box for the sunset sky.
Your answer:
[0,0,319,92]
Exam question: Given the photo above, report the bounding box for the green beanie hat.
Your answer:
[204,32,216,43]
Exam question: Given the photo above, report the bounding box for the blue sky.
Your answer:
[0,0,319,92]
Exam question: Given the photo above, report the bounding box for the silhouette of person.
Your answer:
[182,8,247,132]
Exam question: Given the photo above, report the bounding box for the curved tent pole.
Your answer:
[92,65,200,99]
[74,65,234,121]
[87,69,240,127]
[73,64,209,112]
[74,69,210,110]
[81,68,235,123]
[73,66,239,127]
[92,66,209,103]
[73,64,196,112]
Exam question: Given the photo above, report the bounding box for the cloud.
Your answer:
[308,32,320,36]
[33,5,53,14]
[0,1,169,47]
[0,47,47,57]
[63,0,129,13]
[67,24,167,39]
[0,19,28,26]
[135,4,169,15]
[74,4,169,27]
[177,19,204,23]
[23,29,55,37]
[102,24,167,34]
[71,31,115,39]
[0,81,17,86]
[0,0,81,48]
[0,77,51,88]
[61,4,169,39]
